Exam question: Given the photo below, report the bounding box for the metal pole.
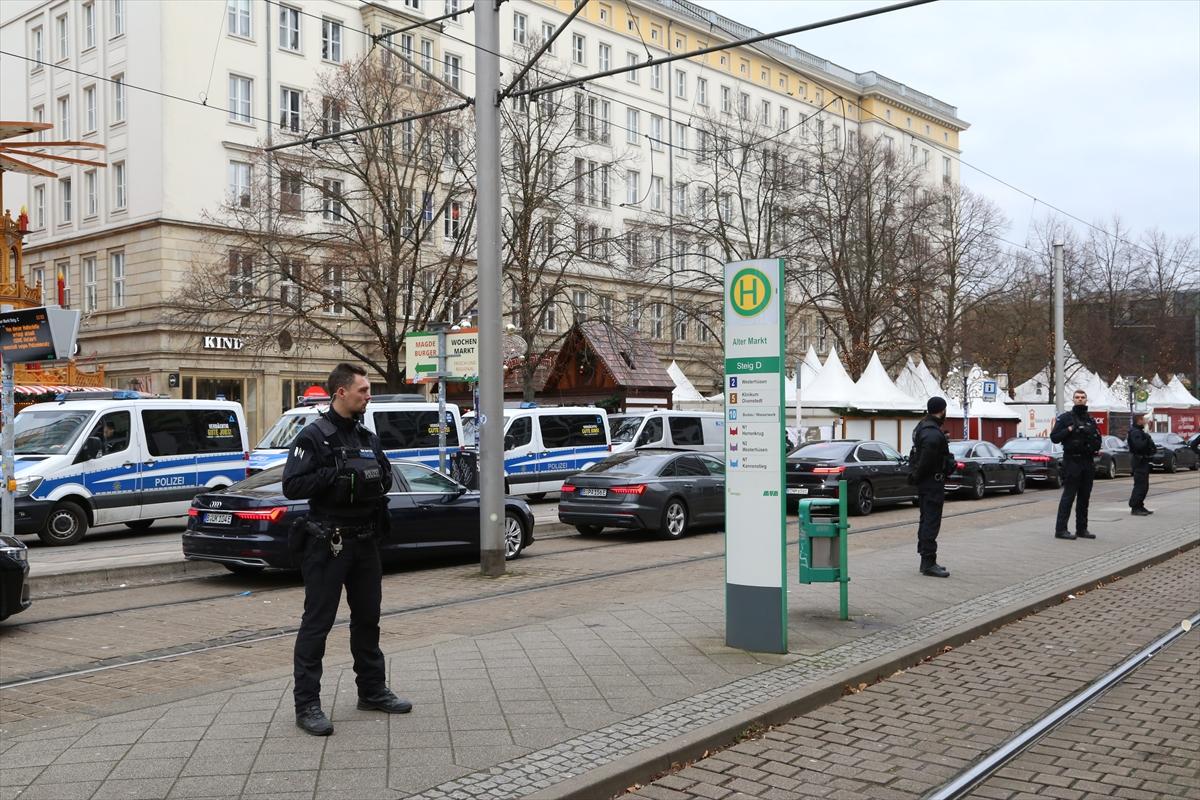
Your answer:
[1053,241,1065,414]
[475,1,505,577]
[666,21,676,361]
[437,326,448,474]
[2,358,14,537]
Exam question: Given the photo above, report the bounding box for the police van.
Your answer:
[10,391,249,545]
[251,396,464,474]
[464,406,610,498]
[607,411,724,455]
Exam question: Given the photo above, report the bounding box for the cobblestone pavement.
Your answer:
[624,548,1199,800]
[0,475,1194,800]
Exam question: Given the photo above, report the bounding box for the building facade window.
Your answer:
[83,256,97,312]
[324,264,344,314]
[33,185,45,229]
[227,0,251,37]
[626,52,638,82]
[113,161,126,209]
[83,3,96,48]
[674,69,686,98]
[625,170,640,205]
[228,251,253,297]
[649,115,663,151]
[598,42,610,70]
[321,18,342,62]
[229,75,252,123]
[321,178,343,221]
[56,14,68,60]
[110,252,126,308]
[572,290,587,324]
[721,86,731,114]
[443,54,461,90]
[31,27,42,69]
[33,267,46,305]
[84,86,97,132]
[85,169,98,216]
[113,74,126,122]
[651,302,664,338]
[60,177,73,223]
[512,12,526,44]
[650,63,662,91]
[228,160,251,207]
[321,97,341,134]
[58,96,71,139]
[33,106,44,140]
[571,34,585,65]
[278,5,301,51]
[279,87,302,132]
[444,200,462,239]
[280,171,302,214]
[697,77,707,106]
[111,0,125,37]
[541,22,555,53]
[626,108,639,144]
[650,176,663,211]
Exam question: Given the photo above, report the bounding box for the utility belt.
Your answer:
[306,518,376,540]
[288,515,376,564]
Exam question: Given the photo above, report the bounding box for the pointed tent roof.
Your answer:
[785,345,824,404]
[1164,375,1200,407]
[667,361,705,404]
[895,358,928,401]
[800,347,858,408]
[852,352,924,411]
[1080,371,1122,411]
[1151,373,1166,388]
[1148,381,1176,408]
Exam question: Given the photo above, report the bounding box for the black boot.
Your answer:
[1075,530,1096,539]
[1131,507,1152,516]
[919,557,950,578]
[357,688,413,714]
[295,704,333,736]
[1054,530,1076,540]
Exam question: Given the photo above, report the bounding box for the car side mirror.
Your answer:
[77,436,103,463]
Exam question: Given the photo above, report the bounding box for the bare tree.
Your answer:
[962,250,1051,387]
[174,55,476,388]
[904,185,1009,379]
[500,75,629,401]
[793,133,940,378]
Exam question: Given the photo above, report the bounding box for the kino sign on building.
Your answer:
[724,260,788,653]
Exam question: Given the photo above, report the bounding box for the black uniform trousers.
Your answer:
[293,530,386,709]
[1056,457,1095,534]
[1129,461,1151,510]
[916,477,945,559]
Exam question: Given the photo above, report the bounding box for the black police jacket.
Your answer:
[1050,407,1102,459]
[911,416,955,483]
[282,408,393,523]
[1127,425,1157,463]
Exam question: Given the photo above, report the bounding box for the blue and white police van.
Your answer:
[9,391,249,545]
[250,396,464,474]
[463,405,611,498]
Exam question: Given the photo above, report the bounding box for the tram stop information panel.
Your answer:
[723,259,787,654]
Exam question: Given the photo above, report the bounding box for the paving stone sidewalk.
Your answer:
[0,487,1195,800]
[624,548,1200,800]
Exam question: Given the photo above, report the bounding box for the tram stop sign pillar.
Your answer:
[723,259,787,654]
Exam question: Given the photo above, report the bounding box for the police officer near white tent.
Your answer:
[283,362,412,736]
[910,397,954,578]
[1050,388,1103,540]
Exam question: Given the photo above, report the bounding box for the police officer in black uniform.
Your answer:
[283,362,412,736]
[910,397,954,578]
[1126,412,1157,516]
[1050,389,1103,540]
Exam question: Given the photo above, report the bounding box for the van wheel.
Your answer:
[125,520,155,531]
[39,501,88,546]
[527,492,547,502]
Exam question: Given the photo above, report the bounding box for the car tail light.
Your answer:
[610,484,647,495]
[561,483,576,493]
[187,507,200,517]
[1025,455,1052,462]
[812,466,845,475]
[955,461,965,470]
[232,507,288,523]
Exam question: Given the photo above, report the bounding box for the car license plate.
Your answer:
[204,512,233,525]
[579,488,607,497]
[786,487,809,496]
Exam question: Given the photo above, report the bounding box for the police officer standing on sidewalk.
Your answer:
[1050,389,1103,540]
[283,363,412,736]
[910,397,954,578]
[1126,412,1157,516]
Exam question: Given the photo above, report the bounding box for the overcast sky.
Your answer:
[704,0,1200,247]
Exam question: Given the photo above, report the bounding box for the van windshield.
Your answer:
[256,412,316,449]
[13,410,94,455]
[610,416,645,443]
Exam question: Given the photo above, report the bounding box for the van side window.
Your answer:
[635,417,663,447]
[143,410,242,456]
[87,411,132,455]
[196,410,243,452]
[506,416,532,447]
[142,410,200,456]
[376,411,459,449]
[668,416,703,445]
[540,414,607,448]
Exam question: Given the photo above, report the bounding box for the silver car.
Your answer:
[558,449,726,539]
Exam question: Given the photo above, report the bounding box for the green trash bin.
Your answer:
[797,479,850,620]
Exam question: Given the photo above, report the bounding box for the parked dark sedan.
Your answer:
[1094,435,1133,479]
[1149,432,1200,472]
[182,462,535,572]
[1001,438,1064,488]
[786,440,914,516]
[558,449,725,538]
[946,440,1026,498]
[0,534,31,622]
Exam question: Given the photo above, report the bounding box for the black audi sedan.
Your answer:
[0,534,31,622]
[786,440,914,516]
[1094,435,1133,479]
[183,462,535,573]
[1001,438,1064,488]
[1149,432,1200,472]
[945,440,1026,498]
[558,449,725,538]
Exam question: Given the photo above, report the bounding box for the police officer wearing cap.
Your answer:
[910,396,954,578]
[283,362,412,736]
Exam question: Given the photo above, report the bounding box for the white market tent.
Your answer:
[1080,371,1124,411]
[896,357,943,404]
[852,352,924,412]
[799,347,858,408]
[1151,373,1167,389]
[1164,375,1200,407]
[667,360,705,404]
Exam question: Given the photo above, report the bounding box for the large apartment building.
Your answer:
[0,0,966,439]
